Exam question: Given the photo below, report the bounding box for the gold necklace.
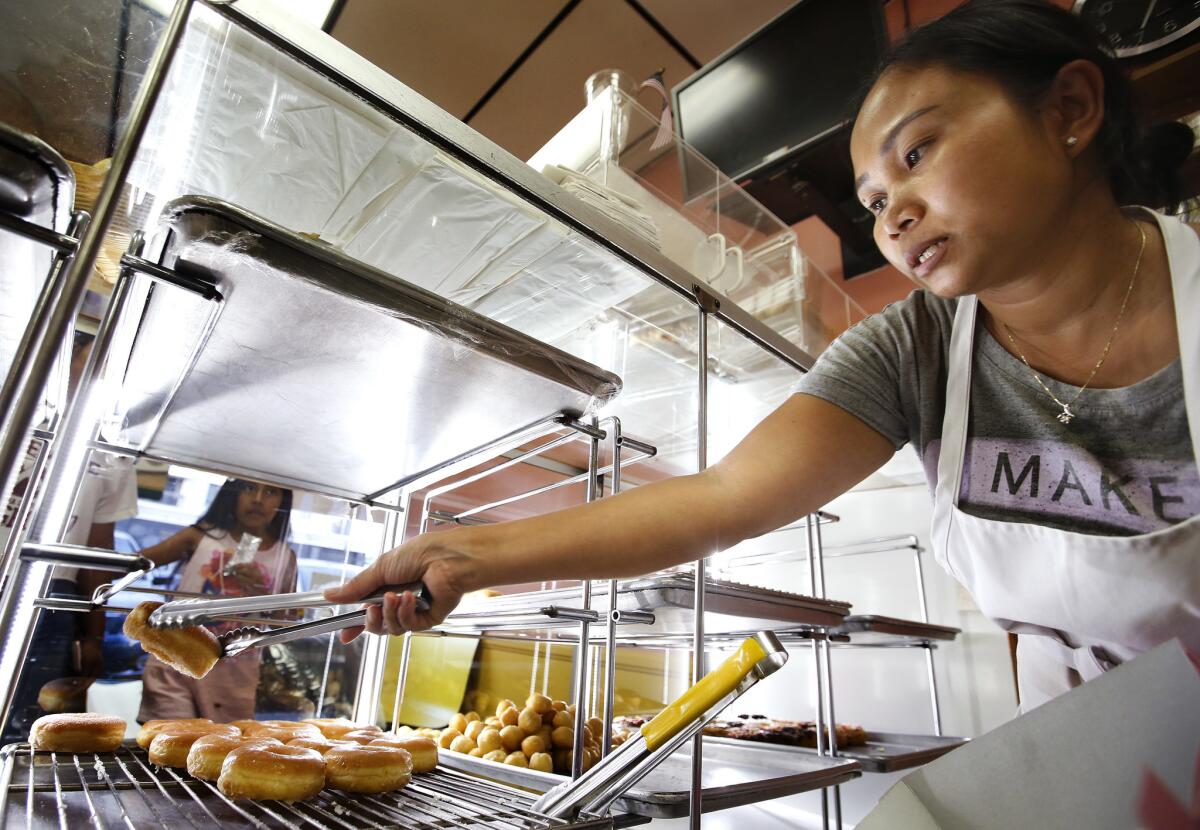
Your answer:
[1002,220,1147,426]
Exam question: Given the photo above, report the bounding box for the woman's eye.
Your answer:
[868,196,887,214]
[904,142,928,169]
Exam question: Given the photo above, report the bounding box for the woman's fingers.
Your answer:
[382,591,406,636]
[363,604,384,636]
[323,561,380,603]
[397,591,423,630]
[339,625,365,644]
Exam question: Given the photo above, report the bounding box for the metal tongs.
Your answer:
[532,630,789,819]
[146,582,432,658]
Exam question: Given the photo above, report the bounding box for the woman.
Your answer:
[328,0,1198,710]
[137,479,297,721]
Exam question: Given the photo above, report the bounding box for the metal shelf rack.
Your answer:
[0,1,932,828]
[0,743,641,829]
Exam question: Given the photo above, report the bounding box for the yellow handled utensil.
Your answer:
[640,634,769,751]
[532,630,788,819]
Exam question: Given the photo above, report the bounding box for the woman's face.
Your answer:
[851,65,1074,298]
[234,481,284,535]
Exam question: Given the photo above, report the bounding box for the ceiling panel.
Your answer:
[639,0,794,67]
[330,0,564,119]
[469,0,695,161]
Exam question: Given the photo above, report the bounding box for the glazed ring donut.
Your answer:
[136,718,221,750]
[338,728,385,745]
[287,736,357,756]
[301,718,361,740]
[30,713,126,753]
[186,734,281,781]
[324,744,412,794]
[368,736,438,773]
[218,744,326,802]
[149,723,241,768]
[123,602,221,679]
[242,720,322,742]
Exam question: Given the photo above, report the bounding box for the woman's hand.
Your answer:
[323,533,477,642]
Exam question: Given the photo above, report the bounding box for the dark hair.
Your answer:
[864,0,1194,210]
[193,478,293,543]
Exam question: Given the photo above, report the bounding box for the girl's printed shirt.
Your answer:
[176,529,296,640]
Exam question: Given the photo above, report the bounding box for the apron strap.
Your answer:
[1151,211,1200,466]
[1023,633,1115,683]
[930,296,978,558]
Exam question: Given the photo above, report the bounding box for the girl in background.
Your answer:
[137,479,296,721]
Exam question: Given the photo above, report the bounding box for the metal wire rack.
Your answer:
[0,743,629,830]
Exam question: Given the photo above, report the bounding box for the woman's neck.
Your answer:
[978,197,1175,387]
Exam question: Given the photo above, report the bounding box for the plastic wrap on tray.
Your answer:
[106,196,623,500]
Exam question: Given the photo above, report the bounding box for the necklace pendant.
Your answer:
[1057,404,1074,425]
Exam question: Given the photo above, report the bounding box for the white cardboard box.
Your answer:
[858,640,1200,830]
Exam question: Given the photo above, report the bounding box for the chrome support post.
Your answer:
[600,418,622,758]
[0,212,87,534]
[690,287,717,827]
[816,515,842,830]
[570,417,601,780]
[390,631,414,732]
[912,545,943,735]
[926,644,943,737]
[806,515,828,830]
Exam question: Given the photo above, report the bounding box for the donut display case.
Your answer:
[0,1,962,828]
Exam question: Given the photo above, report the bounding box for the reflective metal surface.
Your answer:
[110,196,623,500]
[449,575,851,638]
[794,731,968,774]
[830,615,961,644]
[443,736,860,820]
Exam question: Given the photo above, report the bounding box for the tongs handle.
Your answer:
[531,631,788,819]
[640,634,771,751]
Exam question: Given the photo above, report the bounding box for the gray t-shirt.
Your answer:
[796,289,1198,536]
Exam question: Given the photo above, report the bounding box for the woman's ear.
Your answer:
[1044,59,1106,157]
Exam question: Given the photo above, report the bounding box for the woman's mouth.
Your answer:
[909,238,948,278]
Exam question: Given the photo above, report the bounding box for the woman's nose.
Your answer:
[883,195,923,239]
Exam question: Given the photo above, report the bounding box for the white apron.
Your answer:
[930,210,1200,711]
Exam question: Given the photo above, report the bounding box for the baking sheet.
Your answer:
[108,196,622,500]
[439,736,861,818]
[449,576,851,634]
[830,615,960,645]
[626,575,851,631]
[823,732,967,773]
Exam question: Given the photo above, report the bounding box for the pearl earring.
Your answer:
[1065,136,1078,147]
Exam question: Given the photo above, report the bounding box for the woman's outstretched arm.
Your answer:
[326,393,895,638]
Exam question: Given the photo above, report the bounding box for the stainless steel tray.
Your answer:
[440,736,860,818]
[830,615,960,645]
[449,575,851,634]
[0,122,74,390]
[0,122,73,228]
[624,575,851,631]
[110,196,622,500]
[821,732,966,773]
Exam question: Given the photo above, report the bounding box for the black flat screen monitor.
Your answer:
[672,0,887,209]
